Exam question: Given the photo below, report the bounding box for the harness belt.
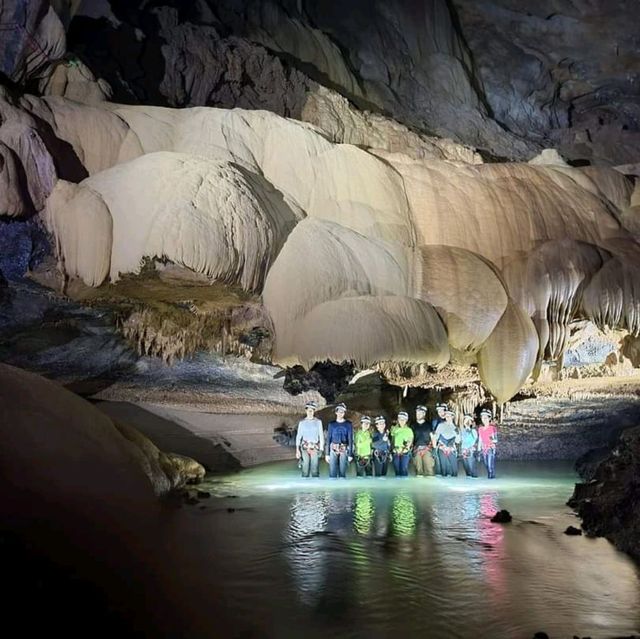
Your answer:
[330,442,348,454]
[301,439,320,452]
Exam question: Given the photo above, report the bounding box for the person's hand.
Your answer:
[296,450,301,459]
[325,455,330,464]
[348,456,353,463]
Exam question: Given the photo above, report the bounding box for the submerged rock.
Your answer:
[490,509,512,523]
[564,526,583,536]
[569,425,640,562]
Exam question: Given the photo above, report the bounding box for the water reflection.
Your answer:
[234,464,640,638]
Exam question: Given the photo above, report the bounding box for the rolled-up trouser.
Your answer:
[301,447,320,477]
[438,449,458,476]
[413,447,435,476]
[393,452,411,476]
[483,448,496,478]
[329,448,349,478]
[461,450,477,477]
[372,452,388,476]
[356,456,372,476]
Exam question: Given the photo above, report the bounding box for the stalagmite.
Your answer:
[477,300,539,404]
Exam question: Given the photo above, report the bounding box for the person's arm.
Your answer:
[491,425,498,446]
[348,422,354,458]
[295,421,302,448]
[318,419,324,451]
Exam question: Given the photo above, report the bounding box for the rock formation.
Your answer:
[569,424,640,562]
[0,362,204,495]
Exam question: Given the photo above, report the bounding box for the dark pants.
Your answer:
[393,453,411,476]
[329,448,349,478]
[461,450,477,477]
[356,456,372,476]
[413,447,435,476]
[433,448,442,475]
[483,448,496,479]
[373,452,389,476]
[300,447,320,477]
[438,448,458,476]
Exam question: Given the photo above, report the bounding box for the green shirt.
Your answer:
[391,425,414,451]
[354,429,373,457]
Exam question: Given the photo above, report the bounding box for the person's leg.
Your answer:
[433,449,442,475]
[414,450,423,476]
[365,458,372,476]
[424,450,435,476]
[450,452,458,477]
[339,452,348,478]
[372,455,381,476]
[329,450,338,478]
[482,451,490,478]
[301,449,310,477]
[393,454,401,476]
[461,454,469,476]
[438,449,448,476]
[381,458,388,476]
[488,449,496,478]
[310,450,319,477]
[468,452,477,477]
[356,458,364,477]
[403,453,410,476]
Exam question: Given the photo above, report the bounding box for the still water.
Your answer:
[168,461,640,639]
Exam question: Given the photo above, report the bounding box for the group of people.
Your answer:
[294,402,498,479]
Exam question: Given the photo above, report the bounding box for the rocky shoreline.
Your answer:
[569,424,640,563]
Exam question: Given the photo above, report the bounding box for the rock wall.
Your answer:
[569,424,640,562]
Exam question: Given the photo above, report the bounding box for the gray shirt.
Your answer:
[295,418,324,448]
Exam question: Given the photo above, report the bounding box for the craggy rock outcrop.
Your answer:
[569,425,640,562]
[451,0,640,165]
[0,362,203,496]
[62,0,640,163]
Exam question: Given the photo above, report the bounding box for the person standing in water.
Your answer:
[295,401,324,478]
[434,409,460,477]
[478,408,498,479]
[391,411,414,477]
[412,405,435,477]
[325,403,353,478]
[431,402,447,475]
[459,414,479,478]
[354,415,373,477]
[372,415,391,477]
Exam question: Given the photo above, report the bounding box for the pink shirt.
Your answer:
[478,424,498,450]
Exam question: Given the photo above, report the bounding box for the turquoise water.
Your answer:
[167,461,640,639]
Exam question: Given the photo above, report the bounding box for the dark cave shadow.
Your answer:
[92,400,241,474]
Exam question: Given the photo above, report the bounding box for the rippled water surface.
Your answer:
[168,461,640,639]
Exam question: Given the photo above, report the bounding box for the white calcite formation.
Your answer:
[2,90,639,404]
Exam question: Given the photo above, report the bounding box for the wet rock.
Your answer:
[196,490,210,499]
[532,633,549,639]
[226,507,236,513]
[490,510,512,523]
[569,425,640,562]
[564,526,583,536]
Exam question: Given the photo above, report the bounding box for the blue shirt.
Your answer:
[460,428,478,450]
[326,420,353,455]
[372,430,390,454]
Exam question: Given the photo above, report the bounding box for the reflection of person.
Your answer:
[372,416,390,476]
[431,402,447,475]
[295,401,324,478]
[459,414,479,478]
[478,409,498,479]
[391,411,413,477]
[434,409,460,476]
[412,404,435,477]
[354,416,373,477]
[325,402,353,478]
[390,493,417,536]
